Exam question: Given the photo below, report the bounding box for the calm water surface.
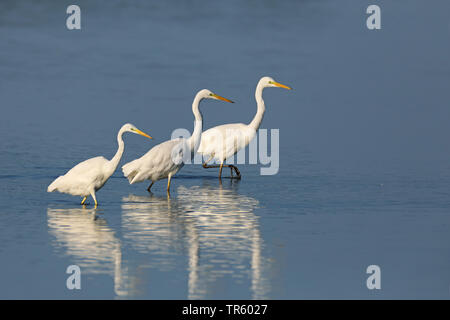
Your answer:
[0,0,450,299]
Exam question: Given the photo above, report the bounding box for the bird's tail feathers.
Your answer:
[122,159,142,184]
[47,176,63,192]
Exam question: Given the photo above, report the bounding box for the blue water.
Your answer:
[1,0,450,299]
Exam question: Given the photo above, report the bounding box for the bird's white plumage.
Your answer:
[197,76,291,170]
[123,138,186,184]
[122,89,233,192]
[47,156,109,196]
[47,123,152,205]
[197,123,256,162]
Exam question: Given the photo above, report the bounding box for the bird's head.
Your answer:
[122,123,153,139]
[259,76,292,90]
[197,89,234,103]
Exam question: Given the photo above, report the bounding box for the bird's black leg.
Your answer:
[202,162,241,179]
[230,165,241,179]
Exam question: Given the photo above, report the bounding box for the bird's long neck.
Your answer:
[109,129,125,173]
[249,83,265,131]
[188,95,203,153]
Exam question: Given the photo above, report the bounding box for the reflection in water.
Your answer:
[47,180,270,299]
[121,180,270,299]
[46,207,128,297]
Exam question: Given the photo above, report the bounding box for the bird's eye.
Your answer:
[268,81,273,84]
[209,93,213,96]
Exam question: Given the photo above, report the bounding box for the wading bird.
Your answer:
[47,123,152,207]
[197,76,291,179]
[122,89,233,193]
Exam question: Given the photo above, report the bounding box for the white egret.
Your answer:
[197,76,291,179]
[47,123,152,206]
[122,89,233,193]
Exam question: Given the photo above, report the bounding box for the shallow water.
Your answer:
[1,0,450,299]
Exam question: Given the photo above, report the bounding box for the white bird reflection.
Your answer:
[121,180,270,299]
[46,207,129,297]
[47,180,270,299]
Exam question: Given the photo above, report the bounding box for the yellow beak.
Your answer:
[135,129,153,139]
[212,94,234,103]
[272,81,292,90]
